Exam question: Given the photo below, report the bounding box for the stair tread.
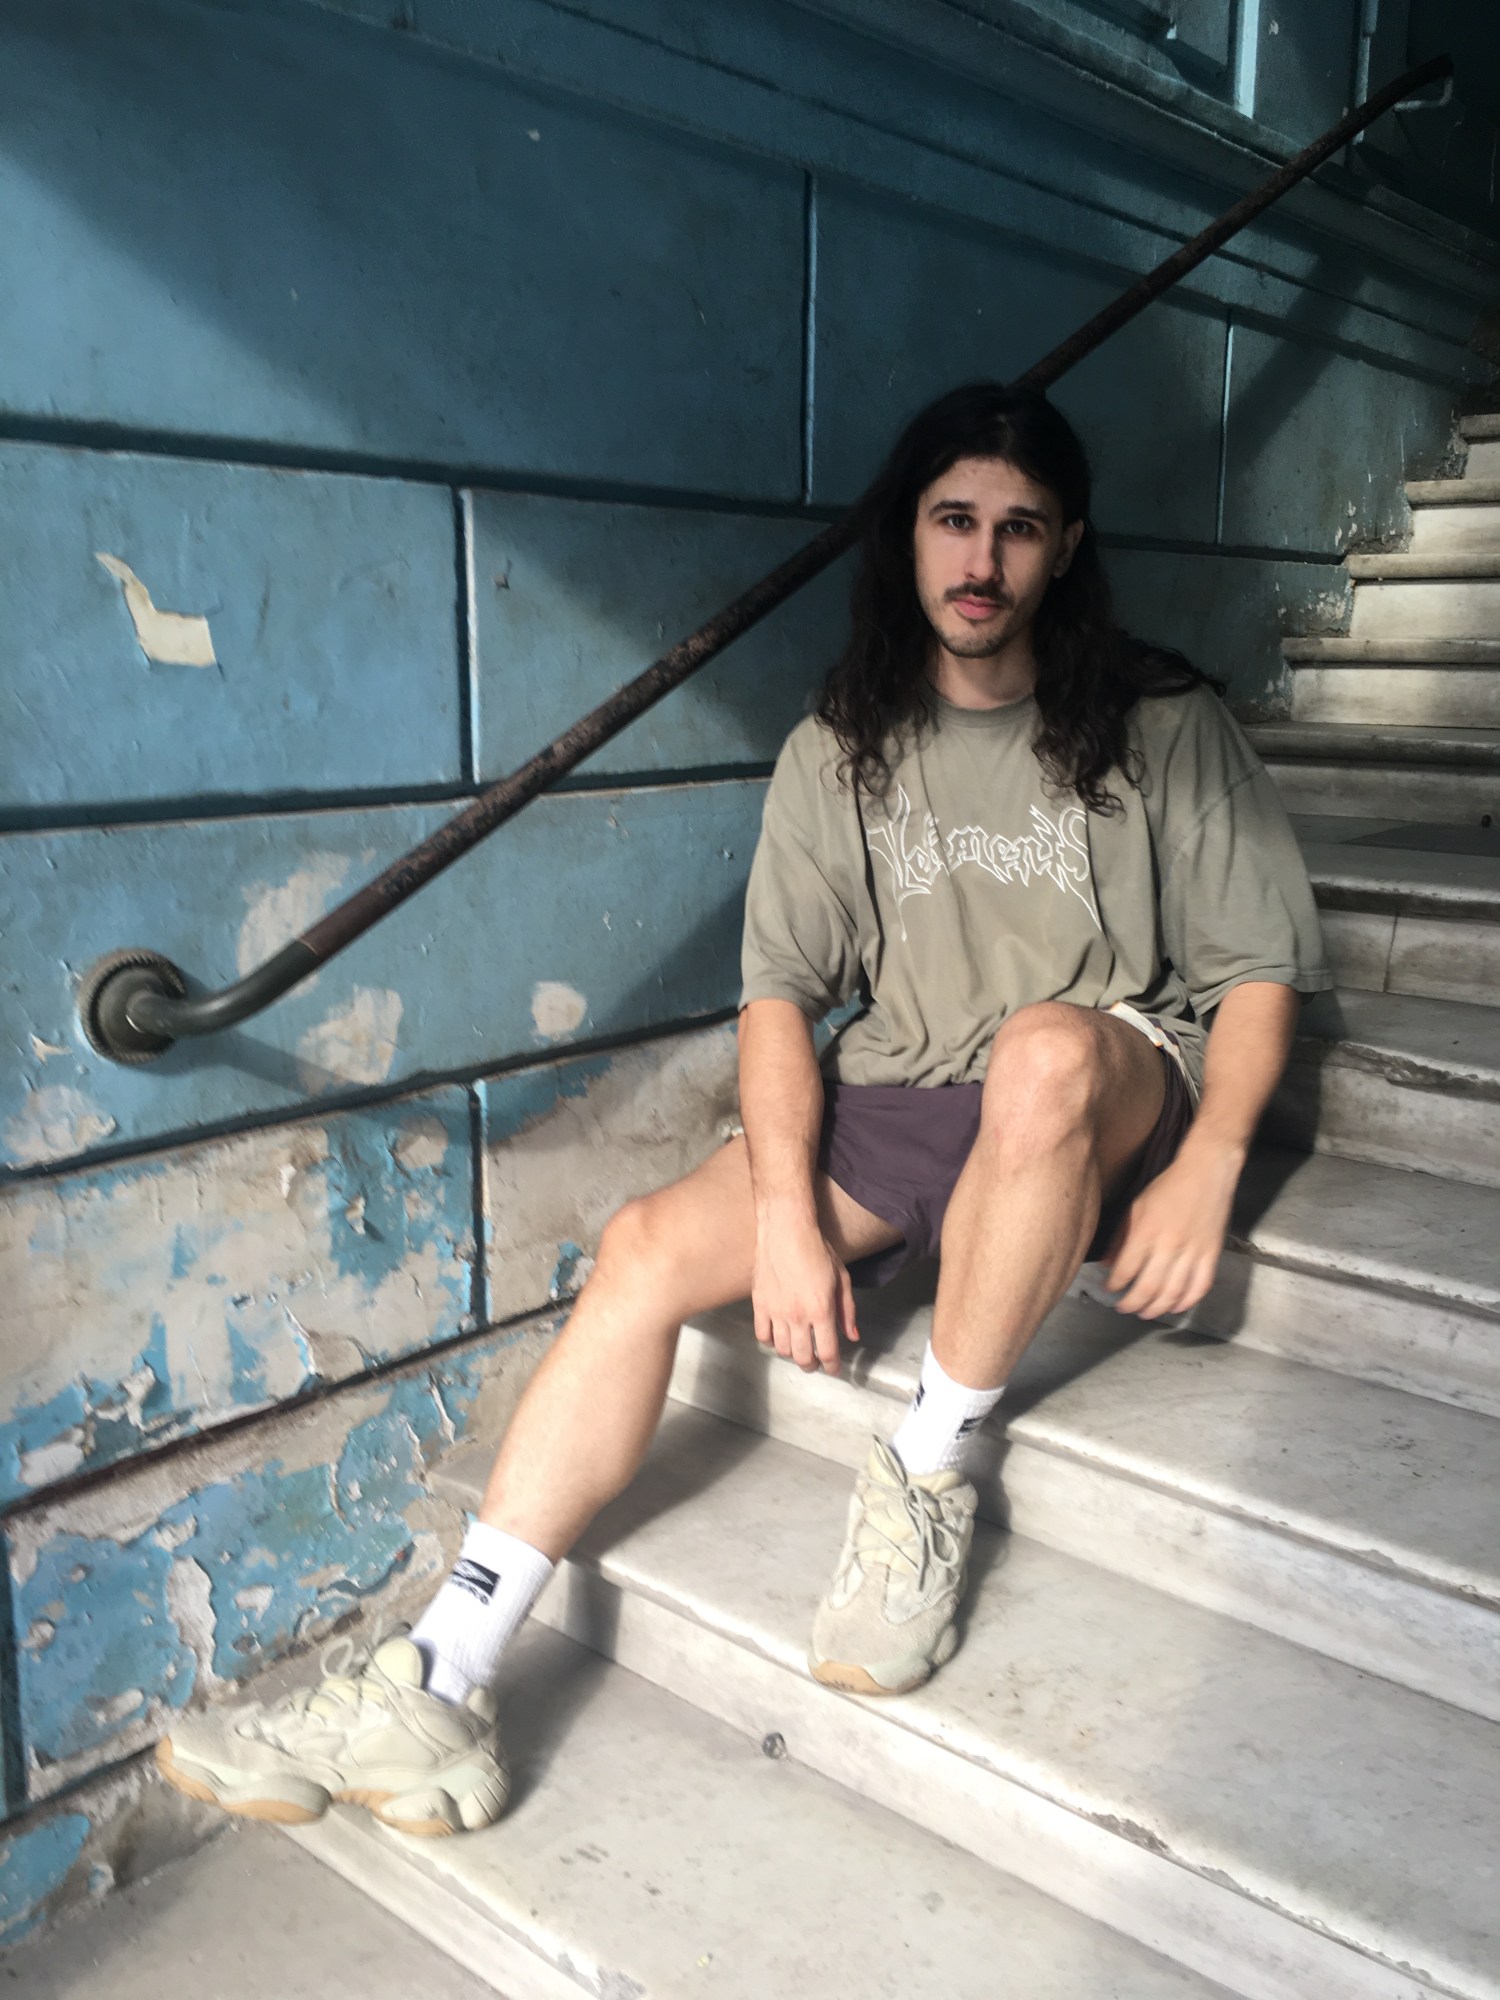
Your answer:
[682,1282,1500,1606]
[1284,636,1500,663]
[1461,414,1500,442]
[286,1620,1233,2000]
[436,1409,1500,1990]
[0,1822,500,1999]
[1292,816,1500,914]
[1407,478,1500,505]
[1232,1142,1500,1314]
[1249,720,1500,765]
[1296,986,1500,1088]
[1348,551,1500,578]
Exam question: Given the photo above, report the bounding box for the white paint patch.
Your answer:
[233,1584,274,1616]
[88,1688,146,1727]
[238,854,350,977]
[95,553,216,667]
[23,1619,56,1655]
[4,1084,117,1166]
[296,986,403,1090]
[29,1035,69,1062]
[531,981,588,1040]
[394,1120,448,1174]
[19,1433,87,1489]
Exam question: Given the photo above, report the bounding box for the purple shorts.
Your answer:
[817,1030,1195,1289]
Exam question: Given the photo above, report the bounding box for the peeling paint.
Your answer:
[28,1036,69,1062]
[237,854,350,978]
[1,1097,472,1505]
[95,554,216,668]
[482,1025,738,1324]
[0,1813,90,1944]
[7,1316,558,1796]
[531,981,589,1040]
[4,1086,117,1168]
[296,986,404,1089]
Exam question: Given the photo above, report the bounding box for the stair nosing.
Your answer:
[1406,478,1500,506]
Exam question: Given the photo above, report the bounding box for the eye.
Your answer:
[939,511,974,531]
[1002,519,1038,537]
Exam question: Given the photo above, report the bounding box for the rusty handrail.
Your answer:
[79,52,1453,1062]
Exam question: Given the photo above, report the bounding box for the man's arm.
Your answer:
[739,998,858,1375]
[1104,979,1300,1319]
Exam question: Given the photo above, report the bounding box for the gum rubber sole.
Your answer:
[155,1741,323,1825]
[808,1617,961,1696]
[809,1659,927,1696]
[154,1741,458,1838]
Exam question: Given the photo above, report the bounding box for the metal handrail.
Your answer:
[78,53,1453,1063]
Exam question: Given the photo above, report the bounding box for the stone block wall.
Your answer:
[2,0,1495,1943]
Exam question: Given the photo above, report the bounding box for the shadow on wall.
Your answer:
[0,0,806,494]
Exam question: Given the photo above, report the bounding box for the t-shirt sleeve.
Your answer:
[739,729,862,1018]
[1154,698,1333,1018]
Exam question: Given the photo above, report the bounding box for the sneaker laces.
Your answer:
[853,1476,962,1593]
[239,1622,406,1747]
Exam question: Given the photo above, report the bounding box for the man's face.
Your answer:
[911,455,1084,664]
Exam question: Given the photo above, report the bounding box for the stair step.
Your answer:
[1249,723,1500,764]
[1205,1143,1500,1417]
[1348,553,1500,579]
[0,1821,500,1998]
[285,1621,1233,2000]
[1249,721,1500,820]
[1459,414,1500,442]
[1283,637,1500,662]
[667,1286,1500,1719]
[1408,506,1500,557]
[1406,479,1500,506]
[1297,815,1500,1006]
[1290,666,1500,728]
[1268,987,1500,1186]
[1464,439,1500,480]
[1347,574,1500,644]
[434,1411,1500,2000]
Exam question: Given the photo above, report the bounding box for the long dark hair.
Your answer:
[816,381,1224,813]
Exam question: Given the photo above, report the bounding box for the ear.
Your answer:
[1052,520,1085,578]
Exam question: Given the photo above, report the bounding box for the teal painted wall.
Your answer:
[1,0,1495,1936]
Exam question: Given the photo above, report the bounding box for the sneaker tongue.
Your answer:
[371,1637,427,1688]
[912,1469,964,1496]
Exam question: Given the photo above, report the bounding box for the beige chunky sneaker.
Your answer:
[156,1634,508,1836]
[809,1438,978,1696]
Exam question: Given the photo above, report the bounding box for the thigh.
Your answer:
[625,1134,903,1319]
[1089,1011,1176,1199]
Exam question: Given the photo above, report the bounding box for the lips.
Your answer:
[950,594,1005,620]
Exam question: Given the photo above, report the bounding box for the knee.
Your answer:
[594,1194,669,1285]
[982,1003,1106,1139]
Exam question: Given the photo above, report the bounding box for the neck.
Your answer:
[927,630,1037,710]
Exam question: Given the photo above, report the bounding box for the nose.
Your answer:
[963,539,1001,584]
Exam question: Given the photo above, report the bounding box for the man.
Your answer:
[157,382,1329,1833]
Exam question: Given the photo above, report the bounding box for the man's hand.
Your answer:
[1102,1141,1240,1319]
[1105,980,1299,1319]
[752,1218,859,1374]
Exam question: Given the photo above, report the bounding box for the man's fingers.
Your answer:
[814,1314,842,1376]
[838,1268,860,1346]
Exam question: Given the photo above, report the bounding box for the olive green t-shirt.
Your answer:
[738,685,1331,1097]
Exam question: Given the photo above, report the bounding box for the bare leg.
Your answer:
[933,1004,1170,1388]
[477,1136,901,1558]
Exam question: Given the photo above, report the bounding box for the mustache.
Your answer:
[945,585,1011,607]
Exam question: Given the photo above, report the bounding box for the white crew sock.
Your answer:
[412,1521,555,1706]
[890,1342,1004,1476]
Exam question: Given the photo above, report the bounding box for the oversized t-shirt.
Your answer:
[738,684,1331,1099]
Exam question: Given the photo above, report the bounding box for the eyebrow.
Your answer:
[926,497,1052,522]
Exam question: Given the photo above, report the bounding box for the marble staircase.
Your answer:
[260,410,1500,1997]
